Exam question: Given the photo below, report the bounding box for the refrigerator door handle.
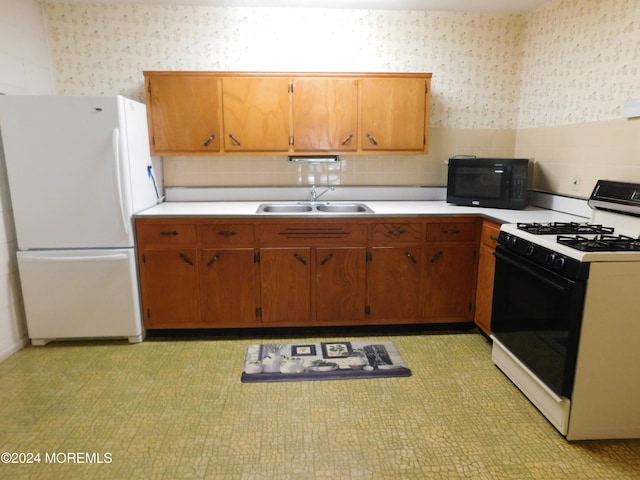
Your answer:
[112,127,128,236]
[21,253,129,262]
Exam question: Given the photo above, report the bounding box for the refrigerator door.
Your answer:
[0,95,159,250]
[17,249,144,345]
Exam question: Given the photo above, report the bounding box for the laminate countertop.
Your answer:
[136,200,590,224]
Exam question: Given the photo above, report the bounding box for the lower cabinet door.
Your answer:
[259,247,311,325]
[139,249,200,328]
[200,248,258,327]
[315,247,367,324]
[367,246,422,322]
[424,244,477,320]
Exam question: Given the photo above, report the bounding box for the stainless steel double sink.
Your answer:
[256,202,374,214]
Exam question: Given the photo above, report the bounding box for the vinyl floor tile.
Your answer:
[0,332,639,479]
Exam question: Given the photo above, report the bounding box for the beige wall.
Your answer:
[42,0,640,195]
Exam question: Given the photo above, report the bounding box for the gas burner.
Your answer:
[517,222,615,235]
[557,234,640,252]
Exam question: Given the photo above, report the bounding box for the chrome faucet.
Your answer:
[310,185,334,203]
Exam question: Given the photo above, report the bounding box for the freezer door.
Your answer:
[0,95,158,250]
[17,249,144,345]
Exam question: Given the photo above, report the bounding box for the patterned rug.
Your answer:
[241,340,411,383]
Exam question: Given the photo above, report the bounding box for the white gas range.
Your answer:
[490,180,640,440]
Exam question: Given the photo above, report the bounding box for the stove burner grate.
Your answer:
[556,234,640,252]
[517,222,615,235]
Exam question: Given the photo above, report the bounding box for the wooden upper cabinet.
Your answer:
[145,75,221,155]
[361,77,429,152]
[291,78,358,152]
[221,77,290,152]
[143,71,431,155]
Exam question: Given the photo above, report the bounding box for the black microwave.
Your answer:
[446,157,532,210]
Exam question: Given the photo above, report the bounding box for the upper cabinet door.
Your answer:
[221,77,290,152]
[146,75,221,154]
[361,77,428,152]
[291,78,358,152]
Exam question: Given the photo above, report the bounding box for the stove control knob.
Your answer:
[554,257,566,270]
[545,253,556,266]
[506,234,517,248]
[525,245,535,256]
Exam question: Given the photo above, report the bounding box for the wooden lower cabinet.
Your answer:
[136,216,480,330]
[200,248,258,327]
[139,248,200,328]
[474,220,501,335]
[259,247,312,325]
[424,244,477,320]
[316,247,367,324]
[367,246,423,322]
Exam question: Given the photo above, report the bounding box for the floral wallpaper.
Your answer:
[44,3,524,129]
[517,0,640,128]
[43,0,640,129]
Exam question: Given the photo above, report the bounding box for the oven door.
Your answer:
[491,245,587,397]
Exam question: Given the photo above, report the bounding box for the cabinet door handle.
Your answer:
[203,134,216,146]
[405,251,418,264]
[218,230,237,237]
[320,252,334,265]
[207,254,220,267]
[160,230,179,237]
[179,252,194,266]
[430,251,443,263]
[341,133,353,146]
[228,133,241,146]
[293,252,307,265]
[366,133,378,145]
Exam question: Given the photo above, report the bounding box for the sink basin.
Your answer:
[256,202,373,214]
[315,203,372,213]
[258,204,313,213]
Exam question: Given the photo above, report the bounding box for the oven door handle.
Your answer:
[494,249,570,293]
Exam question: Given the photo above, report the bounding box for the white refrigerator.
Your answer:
[0,95,162,345]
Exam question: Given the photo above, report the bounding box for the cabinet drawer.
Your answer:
[136,222,197,245]
[200,224,255,245]
[426,222,477,242]
[259,223,368,245]
[371,222,423,243]
[481,221,501,247]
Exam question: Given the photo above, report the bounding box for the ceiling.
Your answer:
[50,0,553,14]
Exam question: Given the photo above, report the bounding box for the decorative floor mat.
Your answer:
[241,340,411,383]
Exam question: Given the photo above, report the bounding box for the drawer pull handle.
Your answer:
[443,229,461,235]
[293,252,307,265]
[218,230,237,237]
[203,134,216,147]
[228,133,241,146]
[405,252,418,264]
[207,254,220,267]
[179,252,194,266]
[320,252,334,265]
[490,235,499,242]
[430,251,444,263]
[366,133,378,145]
[341,133,353,146]
[388,229,407,237]
[160,231,179,236]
